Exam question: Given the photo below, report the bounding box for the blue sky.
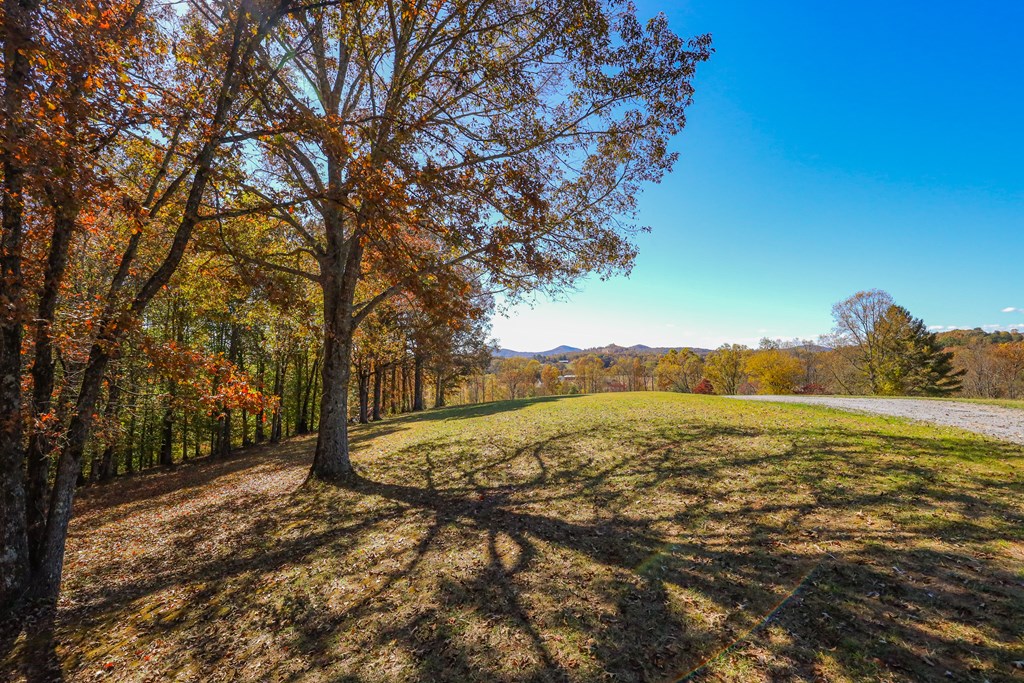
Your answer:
[491,0,1024,351]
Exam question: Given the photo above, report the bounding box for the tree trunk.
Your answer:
[309,227,361,483]
[217,324,239,458]
[181,414,189,462]
[97,377,122,481]
[372,364,383,421]
[311,316,355,481]
[270,357,285,443]
[33,341,111,601]
[159,406,174,469]
[434,372,447,408]
[357,364,370,424]
[25,193,77,570]
[124,411,136,475]
[255,352,265,443]
[0,0,37,612]
[295,352,308,434]
[413,354,425,411]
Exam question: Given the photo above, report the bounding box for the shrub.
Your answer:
[693,378,715,395]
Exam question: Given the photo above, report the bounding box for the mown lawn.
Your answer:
[949,397,1024,412]
[3,393,1022,682]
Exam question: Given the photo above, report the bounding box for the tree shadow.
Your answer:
[3,402,1022,681]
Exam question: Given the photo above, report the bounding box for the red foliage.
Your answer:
[693,378,715,395]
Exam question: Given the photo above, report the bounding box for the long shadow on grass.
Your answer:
[4,415,1022,682]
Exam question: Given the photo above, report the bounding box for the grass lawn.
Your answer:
[3,393,1022,682]
[946,398,1024,412]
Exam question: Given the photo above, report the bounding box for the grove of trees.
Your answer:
[0,0,712,614]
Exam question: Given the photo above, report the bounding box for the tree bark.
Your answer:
[159,406,175,469]
[372,363,383,421]
[309,219,361,482]
[357,363,370,424]
[434,372,447,408]
[97,378,122,481]
[0,0,38,612]
[413,354,425,411]
[310,312,355,480]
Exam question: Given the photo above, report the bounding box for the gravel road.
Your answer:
[728,396,1024,445]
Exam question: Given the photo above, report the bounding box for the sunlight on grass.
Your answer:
[6,393,1022,682]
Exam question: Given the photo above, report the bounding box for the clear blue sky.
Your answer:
[491,0,1024,351]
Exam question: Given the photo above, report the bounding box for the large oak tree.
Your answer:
[224,0,712,481]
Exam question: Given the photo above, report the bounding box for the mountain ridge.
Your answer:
[494,343,714,358]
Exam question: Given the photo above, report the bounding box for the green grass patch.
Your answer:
[4,393,1022,682]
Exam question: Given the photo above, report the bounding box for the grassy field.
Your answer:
[3,393,1022,682]
[948,397,1024,411]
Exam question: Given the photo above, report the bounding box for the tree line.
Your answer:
[0,0,712,613]
[487,290,986,399]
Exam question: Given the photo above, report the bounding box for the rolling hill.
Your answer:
[12,393,1020,682]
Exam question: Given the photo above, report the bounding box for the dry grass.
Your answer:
[2,393,1022,682]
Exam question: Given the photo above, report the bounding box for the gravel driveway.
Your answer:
[729,396,1024,445]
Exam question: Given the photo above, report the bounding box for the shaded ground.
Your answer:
[2,393,1022,682]
[729,395,1024,445]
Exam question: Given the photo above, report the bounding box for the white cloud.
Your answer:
[1003,307,1020,313]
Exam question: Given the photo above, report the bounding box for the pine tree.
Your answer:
[876,306,965,396]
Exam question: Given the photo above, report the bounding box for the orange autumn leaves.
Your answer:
[141,338,274,420]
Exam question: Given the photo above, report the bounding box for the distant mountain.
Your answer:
[493,344,713,359]
[493,345,582,358]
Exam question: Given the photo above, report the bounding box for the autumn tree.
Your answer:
[218,0,711,481]
[744,349,803,394]
[1,0,309,611]
[540,364,561,395]
[572,354,605,394]
[993,342,1024,398]
[703,344,748,395]
[656,348,703,392]
[497,357,540,399]
[828,291,962,396]
[827,289,899,393]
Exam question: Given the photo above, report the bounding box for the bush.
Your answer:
[795,383,828,395]
[693,378,715,395]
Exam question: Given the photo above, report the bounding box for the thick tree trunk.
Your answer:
[159,407,174,469]
[25,195,76,568]
[309,225,361,483]
[311,319,355,481]
[413,354,424,411]
[0,0,37,612]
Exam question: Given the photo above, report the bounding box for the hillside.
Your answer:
[4,394,1022,682]
[495,343,713,359]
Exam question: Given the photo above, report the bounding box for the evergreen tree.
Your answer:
[876,306,965,396]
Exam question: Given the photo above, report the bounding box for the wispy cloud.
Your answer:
[1003,307,1020,313]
